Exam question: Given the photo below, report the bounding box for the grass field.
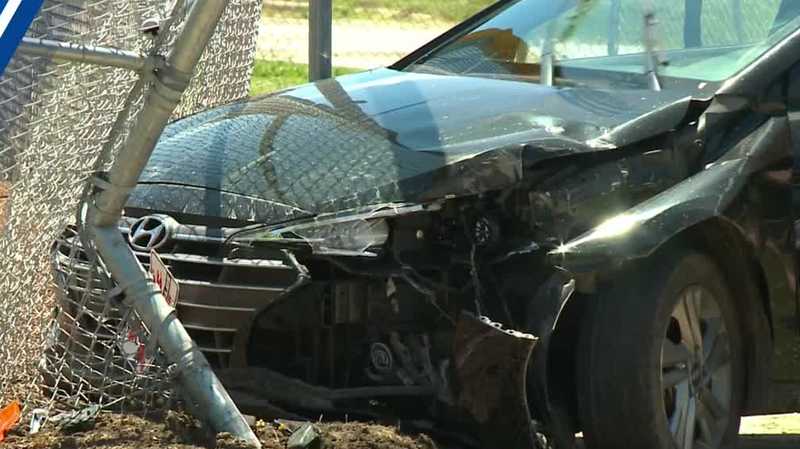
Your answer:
[250,60,361,96]
[263,0,493,23]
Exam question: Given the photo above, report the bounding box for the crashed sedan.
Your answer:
[51,0,800,448]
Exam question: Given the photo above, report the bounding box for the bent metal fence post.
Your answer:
[12,1,260,446]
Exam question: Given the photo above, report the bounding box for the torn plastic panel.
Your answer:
[453,313,541,449]
[524,271,578,449]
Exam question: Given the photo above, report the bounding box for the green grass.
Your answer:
[250,60,362,96]
[333,0,493,22]
[263,0,494,23]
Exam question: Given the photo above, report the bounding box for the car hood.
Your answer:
[131,68,696,222]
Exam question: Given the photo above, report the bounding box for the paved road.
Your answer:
[740,436,800,449]
[740,414,800,448]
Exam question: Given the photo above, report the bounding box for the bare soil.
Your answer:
[4,408,800,449]
[2,411,438,449]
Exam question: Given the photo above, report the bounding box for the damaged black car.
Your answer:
[51,0,800,448]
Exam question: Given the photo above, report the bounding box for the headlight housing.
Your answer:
[232,204,441,257]
[239,218,390,257]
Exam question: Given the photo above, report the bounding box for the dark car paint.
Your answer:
[546,29,800,411]
[133,69,698,221]
[550,110,793,407]
[122,19,800,447]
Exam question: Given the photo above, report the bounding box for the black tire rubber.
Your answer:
[577,250,745,449]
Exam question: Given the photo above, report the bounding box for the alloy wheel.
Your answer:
[661,285,733,449]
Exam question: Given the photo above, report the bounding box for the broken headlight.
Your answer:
[240,218,390,257]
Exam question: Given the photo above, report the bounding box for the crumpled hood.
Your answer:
[131,68,695,220]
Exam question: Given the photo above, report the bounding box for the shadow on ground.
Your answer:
[740,435,800,449]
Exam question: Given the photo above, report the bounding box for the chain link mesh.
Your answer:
[330,0,494,69]
[0,0,260,415]
[255,0,494,93]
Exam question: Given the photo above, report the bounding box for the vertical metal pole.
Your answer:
[540,22,556,86]
[732,0,744,44]
[684,0,703,48]
[88,1,260,447]
[607,0,621,56]
[309,0,332,81]
[642,0,662,91]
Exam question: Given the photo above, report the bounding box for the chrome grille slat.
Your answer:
[179,306,252,332]
[179,279,286,293]
[178,302,258,313]
[197,346,233,354]
[184,323,238,333]
[178,281,285,311]
[132,250,290,269]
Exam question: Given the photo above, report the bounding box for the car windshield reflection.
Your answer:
[405,0,800,88]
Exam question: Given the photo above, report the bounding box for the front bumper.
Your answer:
[51,217,301,369]
[51,216,561,449]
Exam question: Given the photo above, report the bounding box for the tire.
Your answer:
[577,250,745,449]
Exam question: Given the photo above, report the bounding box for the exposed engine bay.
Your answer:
[219,189,630,449]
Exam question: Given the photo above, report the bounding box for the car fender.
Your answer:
[545,115,792,415]
[547,115,790,279]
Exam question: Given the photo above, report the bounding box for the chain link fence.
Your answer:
[0,0,495,425]
[0,0,260,417]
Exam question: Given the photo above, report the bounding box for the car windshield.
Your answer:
[405,0,800,87]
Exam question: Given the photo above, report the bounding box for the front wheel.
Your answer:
[577,250,745,449]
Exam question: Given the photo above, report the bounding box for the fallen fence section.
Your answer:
[0,1,261,446]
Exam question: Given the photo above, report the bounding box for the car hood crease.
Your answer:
[134,69,698,222]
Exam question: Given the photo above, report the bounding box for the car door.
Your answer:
[761,56,800,411]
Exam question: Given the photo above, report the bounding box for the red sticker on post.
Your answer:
[150,250,179,307]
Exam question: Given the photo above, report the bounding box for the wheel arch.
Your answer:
[547,217,773,429]
[671,218,773,414]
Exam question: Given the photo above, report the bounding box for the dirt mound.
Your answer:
[3,412,208,449]
[3,411,438,449]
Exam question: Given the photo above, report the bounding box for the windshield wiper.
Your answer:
[541,0,662,91]
[643,1,662,91]
[540,22,557,86]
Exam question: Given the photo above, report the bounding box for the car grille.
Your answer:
[54,216,299,368]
